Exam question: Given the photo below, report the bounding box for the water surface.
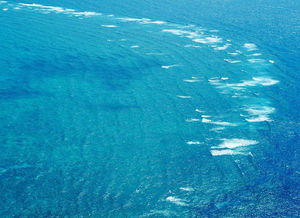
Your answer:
[0,1,299,217]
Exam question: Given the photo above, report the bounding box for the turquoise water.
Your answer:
[0,1,299,217]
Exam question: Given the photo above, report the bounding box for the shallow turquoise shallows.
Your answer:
[0,0,299,217]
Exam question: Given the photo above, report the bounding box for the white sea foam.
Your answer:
[201,118,211,123]
[20,3,69,13]
[148,20,166,24]
[253,77,279,86]
[243,43,258,51]
[142,20,166,25]
[245,106,275,115]
[101,24,118,28]
[193,36,222,44]
[72,11,100,17]
[224,59,242,64]
[166,196,188,206]
[2,7,8,10]
[118,17,150,22]
[221,77,229,80]
[214,43,231,50]
[212,121,237,126]
[228,77,279,87]
[202,118,236,126]
[183,77,200,83]
[212,138,258,149]
[249,53,262,56]
[119,17,142,21]
[18,3,101,17]
[185,118,201,122]
[192,38,207,44]
[130,45,140,48]
[249,77,279,86]
[243,106,275,122]
[162,29,189,36]
[119,17,166,25]
[247,58,266,63]
[211,149,244,156]
[183,79,200,83]
[162,29,200,38]
[180,187,195,191]
[161,64,178,69]
[208,78,222,86]
[186,141,202,145]
[176,95,192,99]
[205,37,223,43]
[19,3,51,7]
[246,115,271,122]
[228,52,239,56]
[195,109,205,113]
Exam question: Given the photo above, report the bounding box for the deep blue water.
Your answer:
[0,0,300,217]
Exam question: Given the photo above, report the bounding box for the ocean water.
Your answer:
[0,0,299,217]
